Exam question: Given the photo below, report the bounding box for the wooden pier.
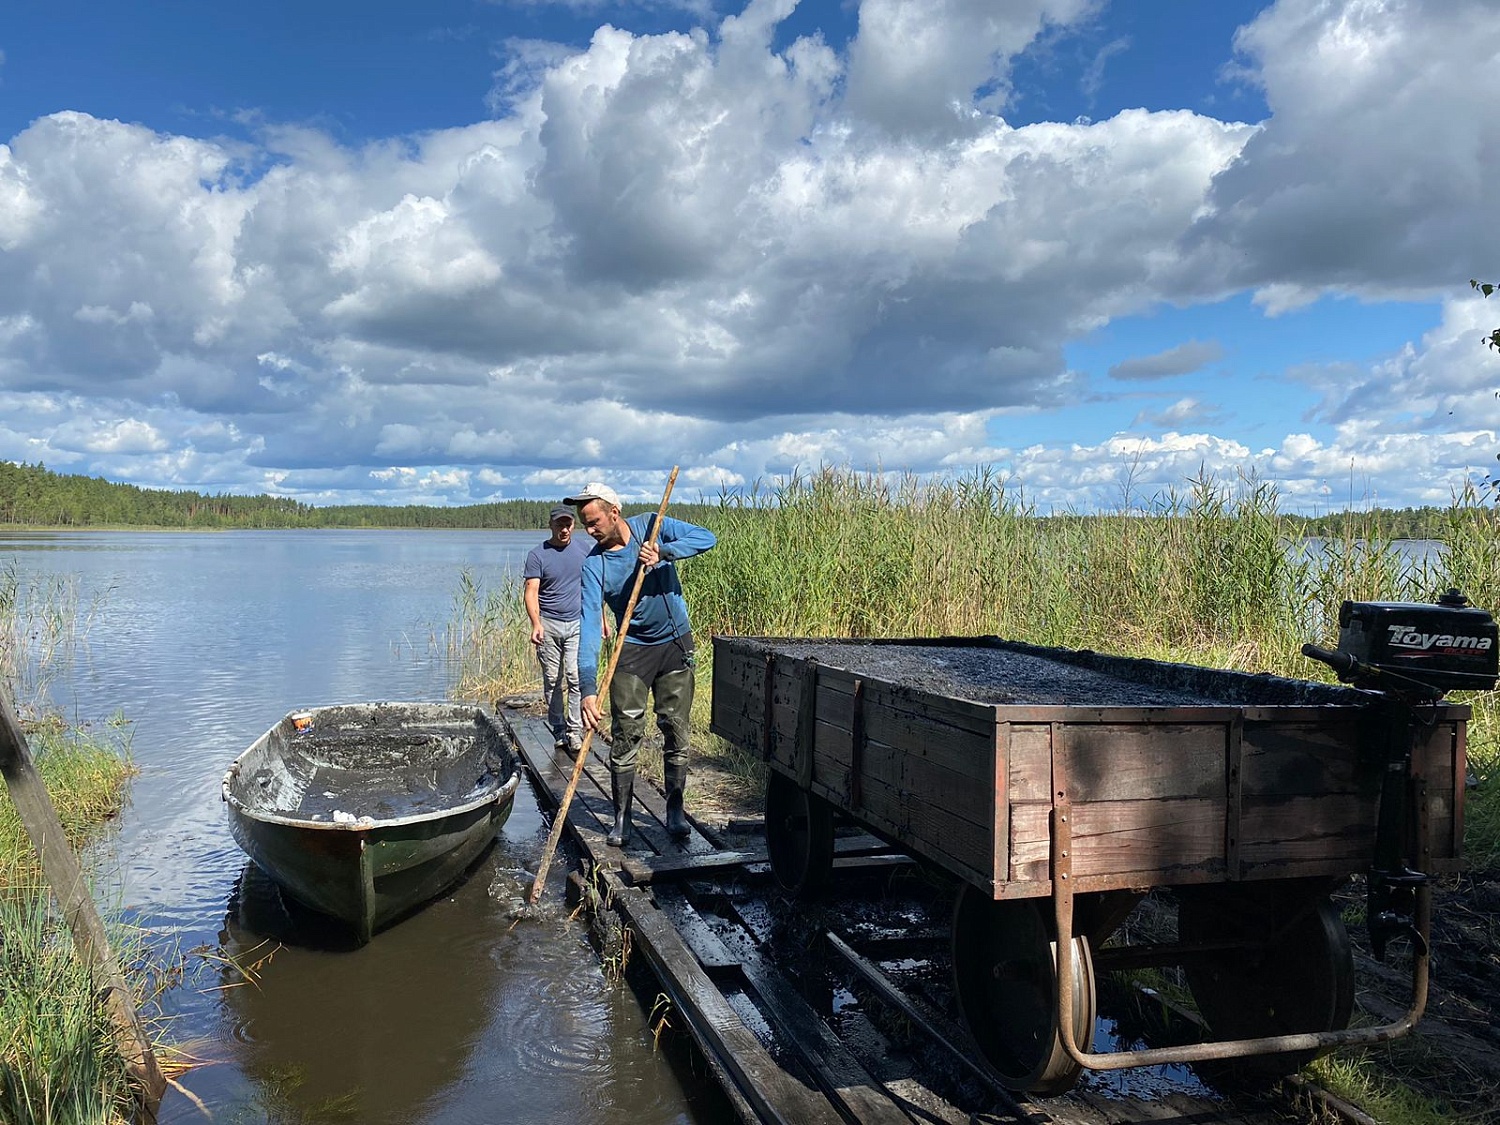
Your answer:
[502,705,1357,1125]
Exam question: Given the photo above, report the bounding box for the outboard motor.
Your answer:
[1304,590,1498,960]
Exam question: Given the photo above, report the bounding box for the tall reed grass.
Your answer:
[447,568,535,702]
[1,568,155,1123]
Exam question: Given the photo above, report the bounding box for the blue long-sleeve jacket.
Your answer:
[578,513,716,697]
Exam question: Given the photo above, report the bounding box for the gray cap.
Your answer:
[548,504,575,524]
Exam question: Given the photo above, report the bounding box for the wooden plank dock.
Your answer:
[500,705,1347,1125]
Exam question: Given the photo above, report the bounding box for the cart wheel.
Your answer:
[951,886,1096,1096]
[764,771,834,898]
[1178,883,1354,1076]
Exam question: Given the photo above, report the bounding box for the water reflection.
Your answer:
[219,860,503,1120]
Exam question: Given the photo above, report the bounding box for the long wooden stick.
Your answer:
[0,690,167,1112]
[527,466,679,904]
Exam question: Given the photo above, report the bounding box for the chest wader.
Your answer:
[607,640,697,845]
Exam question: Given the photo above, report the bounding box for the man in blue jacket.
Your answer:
[565,481,717,846]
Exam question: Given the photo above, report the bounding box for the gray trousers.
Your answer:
[536,615,582,744]
[608,637,695,775]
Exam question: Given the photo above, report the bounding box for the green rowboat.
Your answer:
[222,702,522,944]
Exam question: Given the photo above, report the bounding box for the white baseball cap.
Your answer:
[563,482,622,509]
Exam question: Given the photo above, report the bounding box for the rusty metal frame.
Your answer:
[1050,790,1432,1071]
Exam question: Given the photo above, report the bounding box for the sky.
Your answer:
[2,0,1499,513]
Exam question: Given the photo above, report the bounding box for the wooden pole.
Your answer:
[527,466,679,904]
[0,690,167,1111]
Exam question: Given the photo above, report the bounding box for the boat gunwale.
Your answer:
[221,701,522,833]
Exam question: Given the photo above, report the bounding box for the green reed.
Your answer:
[0,893,136,1125]
[2,573,159,1123]
[447,568,535,702]
[690,465,1325,669]
[686,466,1499,816]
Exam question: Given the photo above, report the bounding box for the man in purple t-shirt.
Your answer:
[523,505,593,752]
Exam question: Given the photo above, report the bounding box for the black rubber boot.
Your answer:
[607,768,635,848]
[664,762,691,839]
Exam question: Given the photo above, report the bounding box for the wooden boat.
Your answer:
[222,702,522,944]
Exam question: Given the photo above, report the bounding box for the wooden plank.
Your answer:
[1006,723,1053,802]
[704,915,917,1125]
[0,691,167,1109]
[1059,723,1228,802]
[814,682,998,773]
[1240,720,1374,797]
[653,887,743,971]
[992,720,1009,888]
[621,848,769,884]
[812,728,992,829]
[1009,797,1226,883]
[1237,793,1377,867]
[815,670,998,738]
[1226,714,1243,880]
[612,882,843,1125]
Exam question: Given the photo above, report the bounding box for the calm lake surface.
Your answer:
[1,530,718,1124]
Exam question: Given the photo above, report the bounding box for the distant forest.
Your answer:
[0,461,718,530]
[0,459,1462,538]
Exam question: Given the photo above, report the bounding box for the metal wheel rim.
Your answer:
[951,887,1095,1095]
[1179,886,1354,1074]
[764,771,833,898]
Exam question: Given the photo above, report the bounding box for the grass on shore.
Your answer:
[0,721,143,1125]
[3,566,168,1124]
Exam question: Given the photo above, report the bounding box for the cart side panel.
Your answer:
[1007,720,1229,885]
[708,640,772,752]
[1238,719,1380,878]
[808,672,999,886]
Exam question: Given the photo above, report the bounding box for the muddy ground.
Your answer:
[1353,870,1500,1122]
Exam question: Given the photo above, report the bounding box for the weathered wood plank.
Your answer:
[1240,721,1374,797]
[1237,793,1377,867]
[1007,723,1053,802]
[1009,798,1227,883]
[1060,723,1228,802]
[814,679,999,761]
[811,727,993,829]
[612,882,844,1124]
[820,768,993,879]
[702,912,917,1125]
[653,887,743,971]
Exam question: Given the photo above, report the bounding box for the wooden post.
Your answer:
[0,690,167,1111]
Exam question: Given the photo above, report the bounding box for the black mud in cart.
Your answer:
[709,594,1497,1095]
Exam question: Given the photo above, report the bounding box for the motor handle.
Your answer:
[1301,643,1360,677]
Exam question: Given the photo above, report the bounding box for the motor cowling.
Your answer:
[1333,589,1498,695]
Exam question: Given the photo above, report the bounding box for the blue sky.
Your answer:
[1,0,1497,512]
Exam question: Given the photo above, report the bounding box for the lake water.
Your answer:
[0,530,719,1124]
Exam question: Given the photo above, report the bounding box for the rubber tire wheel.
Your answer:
[764,771,835,899]
[951,886,1096,1096]
[1179,883,1355,1077]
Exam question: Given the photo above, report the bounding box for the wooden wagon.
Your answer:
[710,634,1466,1094]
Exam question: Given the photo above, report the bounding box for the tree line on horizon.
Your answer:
[0,460,718,529]
[0,458,1461,539]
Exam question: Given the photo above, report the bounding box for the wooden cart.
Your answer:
[710,634,1466,1094]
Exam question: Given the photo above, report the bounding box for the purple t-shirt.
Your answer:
[523,536,592,621]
